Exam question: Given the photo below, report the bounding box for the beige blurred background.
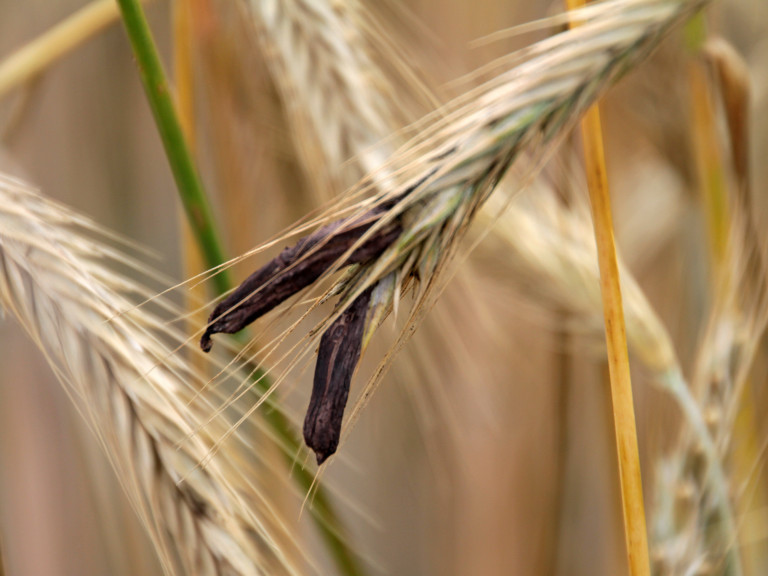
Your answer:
[1,1,767,575]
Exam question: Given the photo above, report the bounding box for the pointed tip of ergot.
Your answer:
[200,331,213,353]
[314,449,333,466]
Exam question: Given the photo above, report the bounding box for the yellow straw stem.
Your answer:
[566,2,650,575]
[0,0,153,100]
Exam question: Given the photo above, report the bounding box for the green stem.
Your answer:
[257,390,364,576]
[115,2,363,574]
[116,0,230,295]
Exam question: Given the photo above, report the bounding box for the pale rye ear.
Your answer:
[0,174,306,576]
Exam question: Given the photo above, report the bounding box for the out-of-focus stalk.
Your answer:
[689,53,730,268]
[0,0,154,100]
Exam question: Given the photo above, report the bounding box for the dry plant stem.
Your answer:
[582,103,651,576]
[0,0,153,100]
[566,2,650,574]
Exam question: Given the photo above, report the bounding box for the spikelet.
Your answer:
[0,173,306,576]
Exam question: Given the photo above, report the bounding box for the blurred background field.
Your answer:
[0,1,767,575]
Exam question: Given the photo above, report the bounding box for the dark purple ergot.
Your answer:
[200,209,400,463]
[200,208,400,352]
[303,288,372,464]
